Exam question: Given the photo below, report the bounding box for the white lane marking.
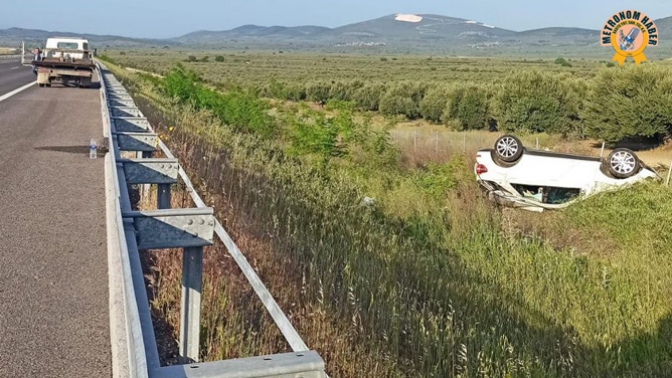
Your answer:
[10,67,19,70]
[0,81,36,103]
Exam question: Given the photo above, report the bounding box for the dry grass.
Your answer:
[109,61,672,378]
[131,109,411,376]
[388,124,672,172]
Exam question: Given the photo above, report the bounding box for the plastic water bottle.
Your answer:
[89,139,97,159]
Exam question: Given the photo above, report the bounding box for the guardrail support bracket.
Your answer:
[122,208,216,250]
[113,117,151,133]
[111,106,144,118]
[119,158,179,185]
[113,131,158,152]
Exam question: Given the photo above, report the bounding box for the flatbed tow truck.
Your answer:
[33,37,95,88]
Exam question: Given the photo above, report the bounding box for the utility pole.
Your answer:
[21,41,25,65]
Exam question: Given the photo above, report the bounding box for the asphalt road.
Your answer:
[0,74,111,376]
[0,60,35,95]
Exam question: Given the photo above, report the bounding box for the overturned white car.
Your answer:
[474,135,659,212]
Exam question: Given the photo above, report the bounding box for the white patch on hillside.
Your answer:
[395,14,423,23]
[465,21,477,24]
[482,24,495,29]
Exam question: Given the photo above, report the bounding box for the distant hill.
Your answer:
[174,14,521,50]
[331,14,517,39]
[0,27,178,48]
[170,13,672,57]
[2,13,672,57]
[179,25,331,42]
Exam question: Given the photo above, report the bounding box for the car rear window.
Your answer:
[57,42,79,50]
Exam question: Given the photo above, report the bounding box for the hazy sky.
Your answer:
[1,0,671,39]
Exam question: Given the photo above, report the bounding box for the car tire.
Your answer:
[606,148,641,179]
[493,135,524,164]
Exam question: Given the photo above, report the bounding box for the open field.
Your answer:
[101,50,616,86]
[103,50,672,146]
[102,52,672,377]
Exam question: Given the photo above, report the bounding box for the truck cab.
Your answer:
[43,37,91,60]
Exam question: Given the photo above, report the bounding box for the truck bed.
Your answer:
[34,59,96,70]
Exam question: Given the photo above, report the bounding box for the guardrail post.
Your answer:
[179,247,203,364]
[157,184,171,210]
[138,151,152,201]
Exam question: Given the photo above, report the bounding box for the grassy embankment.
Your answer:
[102,57,672,378]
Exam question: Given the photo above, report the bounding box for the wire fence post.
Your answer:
[413,131,418,154]
[463,132,467,154]
[600,141,606,158]
[137,151,152,201]
[666,154,672,186]
[536,137,539,150]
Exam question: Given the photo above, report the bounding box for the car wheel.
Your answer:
[606,148,641,179]
[494,135,524,164]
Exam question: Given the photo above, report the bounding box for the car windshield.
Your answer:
[57,42,79,50]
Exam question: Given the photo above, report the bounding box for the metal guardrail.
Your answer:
[98,61,327,378]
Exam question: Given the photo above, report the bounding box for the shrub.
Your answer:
[379,82,427,119]
[419,86,450,123]
[493,70,582,135]
[257,80,306,101]
[306,81,332,102]
[353,83,386,111]
[554,57,567,65]
[329,80,364,102]
[415,159,458,198]
[161,64,275,138]
[582,65,672,142]
[380,94,419,118]
[288,113,341,157]
[215,55,225,62]
[284,84,307,101]
[443,84,491,130]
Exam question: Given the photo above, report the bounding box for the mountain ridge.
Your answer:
[2,13,671,56]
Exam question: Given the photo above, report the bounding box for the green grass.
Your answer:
[103,56,672,378]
